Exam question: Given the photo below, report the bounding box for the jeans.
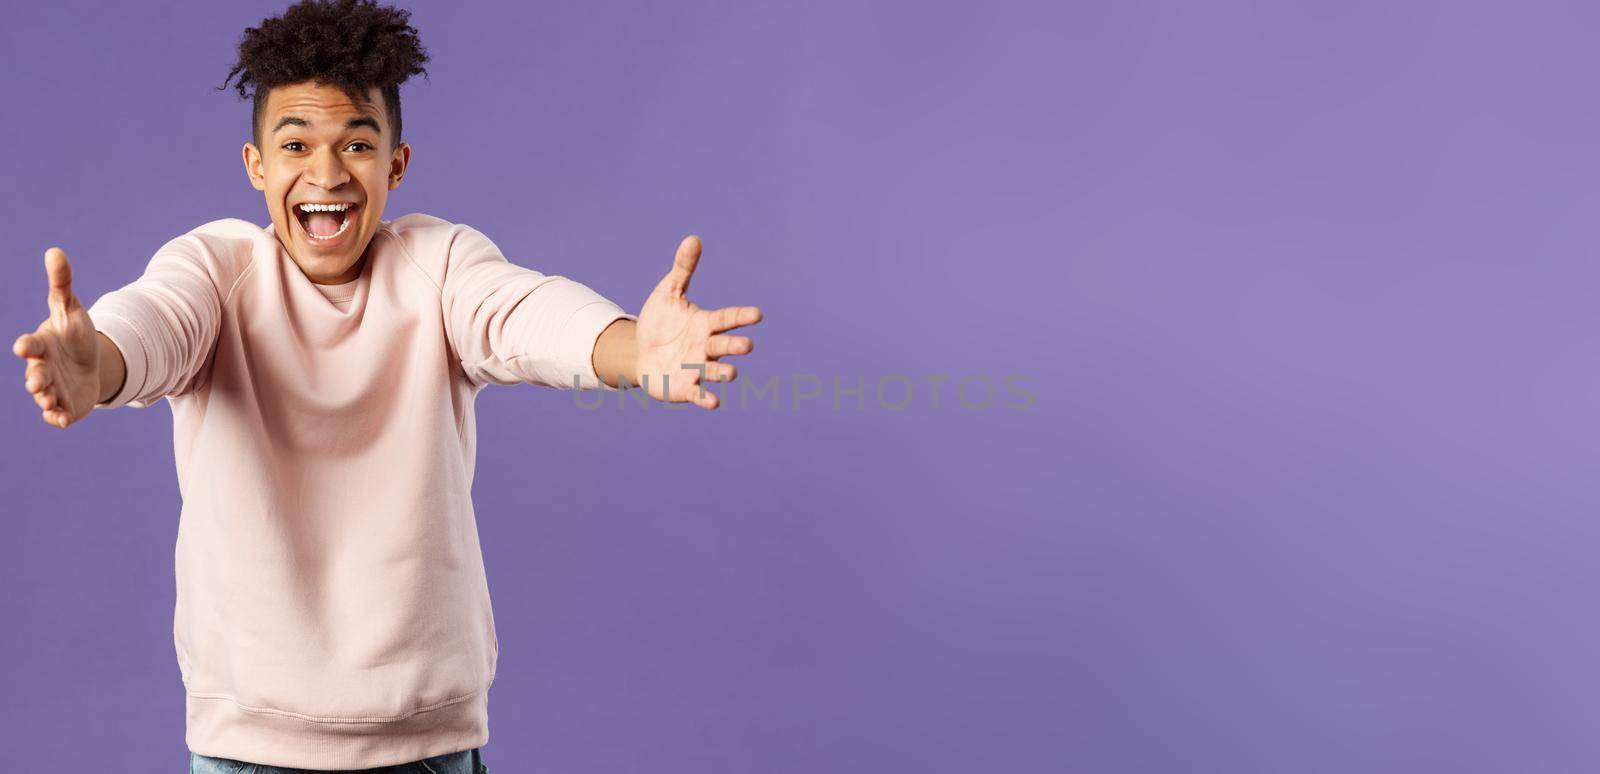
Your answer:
[189,747,487,773]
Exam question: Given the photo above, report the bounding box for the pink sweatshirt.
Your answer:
[85,214,633,769]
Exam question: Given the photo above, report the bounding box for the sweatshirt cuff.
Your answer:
[87,309,149,410]
[560,302,635,392]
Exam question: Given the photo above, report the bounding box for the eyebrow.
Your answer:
[272,115,382,135]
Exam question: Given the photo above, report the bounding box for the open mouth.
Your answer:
[293,201,360,244]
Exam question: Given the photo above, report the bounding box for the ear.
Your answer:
[388,141,411,191]
[243,143,266,192]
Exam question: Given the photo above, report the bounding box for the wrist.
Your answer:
[592,317,639,389]
[94,331,126,404]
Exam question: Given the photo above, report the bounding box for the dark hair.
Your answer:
[218,0,430,150]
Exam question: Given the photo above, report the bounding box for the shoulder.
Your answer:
[376,212,504,289]
[381,211,458,236]
[179,217,273,247]
[161,218,273,268]
[143,218,268,296]
[378,212,493,250]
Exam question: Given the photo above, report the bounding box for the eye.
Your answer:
[282,141,306,152]
[346,142,373,152]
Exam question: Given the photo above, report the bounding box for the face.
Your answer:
[242,81,410,284]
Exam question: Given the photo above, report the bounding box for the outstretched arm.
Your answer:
[590,235,763,410]
[18,231,229,422]
[12,248,127,429]
[439,224,636,390]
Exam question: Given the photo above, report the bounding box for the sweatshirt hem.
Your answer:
[184,685,490,770]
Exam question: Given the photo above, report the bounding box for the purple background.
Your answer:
[1,1,1592,771]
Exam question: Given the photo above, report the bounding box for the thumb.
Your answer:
[652,234,701,299]
[45,247,80,317]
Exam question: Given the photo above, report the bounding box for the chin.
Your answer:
[284,242,360,280]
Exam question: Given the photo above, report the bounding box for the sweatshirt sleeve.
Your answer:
[440,225,635,391]
[86,235,226,410]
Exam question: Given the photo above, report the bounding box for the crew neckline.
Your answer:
[312,277,360,301]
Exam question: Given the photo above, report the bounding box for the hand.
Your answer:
[634,235,763,410]
[13,248,104,429]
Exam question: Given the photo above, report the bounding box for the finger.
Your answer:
[25,362,50,393]
[46,247,80,317]
[45,409,69,429]
[34,388,57,412]
[702,361,736,382]
[705,335,753,359]
[692,386,720,410]
[707,305,762,334]
[14,333,48,359]
[653,235,702,299]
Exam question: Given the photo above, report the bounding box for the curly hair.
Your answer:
[218,0,430,149]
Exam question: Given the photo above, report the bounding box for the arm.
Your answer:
[439,226,761,405]
[14,239,224,428]
[440,225,634,390]
[85,236,225,409]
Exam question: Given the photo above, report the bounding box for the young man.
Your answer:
[10,1,761,771]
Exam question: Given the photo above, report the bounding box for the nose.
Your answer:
[304,146,351,190]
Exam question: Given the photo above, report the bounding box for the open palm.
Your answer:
[13,248,103,428]
[634,235,762,409]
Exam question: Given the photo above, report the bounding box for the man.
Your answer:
[10,1,761,771]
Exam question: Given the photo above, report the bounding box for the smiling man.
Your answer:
[9,1,761,772]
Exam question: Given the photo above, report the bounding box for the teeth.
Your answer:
[297,202,352,213]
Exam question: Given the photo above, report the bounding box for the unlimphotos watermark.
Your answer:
[572,369,1034,411]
